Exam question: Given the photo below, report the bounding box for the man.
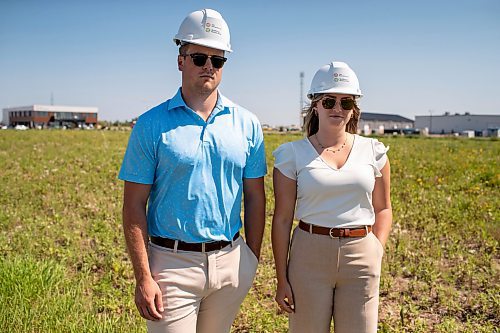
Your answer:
[118,8,266,333]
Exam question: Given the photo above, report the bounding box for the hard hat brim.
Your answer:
[173,38,232,53]
[307,88,363,100]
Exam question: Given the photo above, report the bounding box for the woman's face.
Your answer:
[315,93,356,129]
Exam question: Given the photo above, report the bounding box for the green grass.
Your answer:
[0,130,498,332]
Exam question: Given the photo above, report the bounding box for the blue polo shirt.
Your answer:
[119,88,267,243]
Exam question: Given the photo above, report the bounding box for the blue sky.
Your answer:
[1,0,499,126]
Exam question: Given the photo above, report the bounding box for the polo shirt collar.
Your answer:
[167,88,228,114]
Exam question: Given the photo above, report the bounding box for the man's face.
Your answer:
[178,44,225,96]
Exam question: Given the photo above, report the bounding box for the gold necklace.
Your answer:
[315,133,348,154]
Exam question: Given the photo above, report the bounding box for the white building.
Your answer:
[2,104,98,128]
[415,114,500,136]
[2,108,10,125]
[358,112,414,135]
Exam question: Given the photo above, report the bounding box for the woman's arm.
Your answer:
[372,159,392,247]
[271,168,297,312]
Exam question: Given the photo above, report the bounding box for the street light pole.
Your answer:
[300,72,304,128]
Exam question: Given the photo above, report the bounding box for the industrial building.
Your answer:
[415,114,500,136]
[358,112,414,135]
[2,105,98,129]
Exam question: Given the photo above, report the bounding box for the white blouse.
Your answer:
[273,134,389,228]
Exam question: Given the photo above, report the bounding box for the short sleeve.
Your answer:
[272,142,296,180]
[371,139,389,177]
[118,116,157,184]
[243,119,267,178]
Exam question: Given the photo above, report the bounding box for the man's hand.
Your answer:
[135,276,164,321]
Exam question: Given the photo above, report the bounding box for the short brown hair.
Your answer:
[179,43,190,55]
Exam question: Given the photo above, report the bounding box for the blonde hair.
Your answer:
[303,94,360,136]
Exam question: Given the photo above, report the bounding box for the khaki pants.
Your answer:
[288,227,384,333]
[147,236,258,333]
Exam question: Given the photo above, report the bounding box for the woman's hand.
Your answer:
[275,280,295,313]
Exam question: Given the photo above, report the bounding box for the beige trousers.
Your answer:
[146,236,258,333]
[288,227,384,333]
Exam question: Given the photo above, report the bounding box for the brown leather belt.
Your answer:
[150,232,239,253]
[299,221,371,238]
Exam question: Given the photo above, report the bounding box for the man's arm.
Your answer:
[123,181,163,320]
[242,177,266,260]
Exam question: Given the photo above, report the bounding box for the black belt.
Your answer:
[150,232,240,252]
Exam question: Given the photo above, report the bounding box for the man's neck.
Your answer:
[181,88,218,120]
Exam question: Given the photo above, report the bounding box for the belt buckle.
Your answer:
[328,228,338,239]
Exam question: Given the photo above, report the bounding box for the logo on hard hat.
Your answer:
[205,20,222,35]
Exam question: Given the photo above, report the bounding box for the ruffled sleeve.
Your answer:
[371,139,389,177]
[272,142,297,180]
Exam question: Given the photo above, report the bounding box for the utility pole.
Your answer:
[300,72,304,128]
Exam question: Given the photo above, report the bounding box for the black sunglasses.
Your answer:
[321,97,356,110]
[184,53,227,69]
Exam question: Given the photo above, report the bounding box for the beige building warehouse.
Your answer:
[415,114,499,136]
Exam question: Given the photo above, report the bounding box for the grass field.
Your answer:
[0,130,498,332]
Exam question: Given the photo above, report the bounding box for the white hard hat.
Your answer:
[173,9,232,52]
[307,61,362,99]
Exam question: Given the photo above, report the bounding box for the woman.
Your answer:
[271,61,392,333]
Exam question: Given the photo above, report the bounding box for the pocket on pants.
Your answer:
[341,234,383,299]
[148,241,173,276]
[370,232,385,257]
[236,239,258,291]
[244,240,259,267]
